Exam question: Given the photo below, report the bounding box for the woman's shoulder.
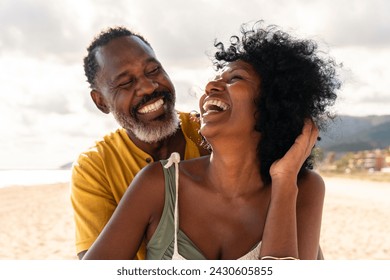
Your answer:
[133,161,165,182]
[134,155,209,185]
[298,169,325,185]
[297,170,325,203]
[126,161,166,204]
[179,155,210,176]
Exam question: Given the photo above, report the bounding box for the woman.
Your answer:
[83,22,340,260]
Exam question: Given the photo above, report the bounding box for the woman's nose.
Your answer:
[205,79,225,95]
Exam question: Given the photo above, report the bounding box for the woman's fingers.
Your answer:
[270,119,319,180]
[304,119,319,156]
[296,119,318,158]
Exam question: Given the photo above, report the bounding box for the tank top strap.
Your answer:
[163,152,182,259]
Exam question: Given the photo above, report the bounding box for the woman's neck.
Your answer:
[205,142,264,197]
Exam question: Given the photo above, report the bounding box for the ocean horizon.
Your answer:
[0,169,72,188]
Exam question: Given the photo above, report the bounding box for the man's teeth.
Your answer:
[138,99,164,114]
[203,100,229,113]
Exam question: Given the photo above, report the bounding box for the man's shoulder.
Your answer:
[86,128,125,151]
[178,111,201,140]
[75,128,126,162]
[178,111,198,126]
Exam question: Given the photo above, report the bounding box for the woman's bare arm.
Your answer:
[260,120,323,260]
[83,163,165,260]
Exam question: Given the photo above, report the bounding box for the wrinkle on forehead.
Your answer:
[95,36,156,69]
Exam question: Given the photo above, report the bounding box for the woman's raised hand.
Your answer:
[269,119,319,184]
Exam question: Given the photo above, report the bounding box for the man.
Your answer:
[71,27,208,259]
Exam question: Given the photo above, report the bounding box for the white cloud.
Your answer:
[318,0,390,47]
[330,46,390,116]
[0,0,389,168]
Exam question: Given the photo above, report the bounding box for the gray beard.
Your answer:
[112,109,180,143]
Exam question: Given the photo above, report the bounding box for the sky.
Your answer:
[0,0,389,169]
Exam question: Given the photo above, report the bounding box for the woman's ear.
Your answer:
[91,90,110,114]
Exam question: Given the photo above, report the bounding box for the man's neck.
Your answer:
[126,128,186,161]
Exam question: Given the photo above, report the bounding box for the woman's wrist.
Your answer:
[269,181,298,202]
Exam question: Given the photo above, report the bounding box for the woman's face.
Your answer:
[199,60,261,141]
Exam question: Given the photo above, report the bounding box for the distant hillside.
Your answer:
[59,115,389,168]
[59,162,73,169]
[318,115,390,152]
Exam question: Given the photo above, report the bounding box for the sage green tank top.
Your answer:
[146,156,206,259]
[146,153,261,260]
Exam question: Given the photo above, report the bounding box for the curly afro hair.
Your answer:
[213,21,341,184]
[83,27,151,89]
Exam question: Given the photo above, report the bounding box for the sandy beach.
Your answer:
[0,183,76,260]
[321,177,390,259]
[0,177,389,260]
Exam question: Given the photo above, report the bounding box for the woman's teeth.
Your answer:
[203,99,229,113]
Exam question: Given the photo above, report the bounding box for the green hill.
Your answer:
[318,115,390,152]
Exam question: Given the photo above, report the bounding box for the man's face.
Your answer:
[92,36,178,143]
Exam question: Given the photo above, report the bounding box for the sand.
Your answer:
[0,177,389,260]
[320,177,390,259]
[0,183,76,260]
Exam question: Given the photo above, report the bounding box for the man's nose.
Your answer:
[135,77,158,97]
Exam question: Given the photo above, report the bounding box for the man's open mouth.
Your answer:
[138,98,164,114]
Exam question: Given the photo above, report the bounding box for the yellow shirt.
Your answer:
[70,112,203,259]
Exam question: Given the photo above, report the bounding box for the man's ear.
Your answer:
[91,90,110,114]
